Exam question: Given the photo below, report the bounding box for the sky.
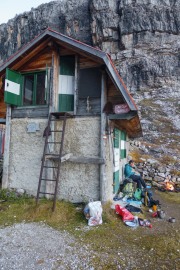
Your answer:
[0,0,55,24]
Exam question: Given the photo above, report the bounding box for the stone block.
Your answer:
[149,172,155,177]
[154,176,165,182]
[158,173,166,178]
[157,167,166,173]
[144,176,153,181]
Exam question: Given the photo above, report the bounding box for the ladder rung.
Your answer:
[41,178,57,181]
[50,130,63,132]
[43,166,58,169]
[45,154,59,156]
[39,192,55,195]
[50,119,65,122]
[47,142,61,144]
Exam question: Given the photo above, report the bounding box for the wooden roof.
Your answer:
[0,28,137,111]
[0,28,142,137]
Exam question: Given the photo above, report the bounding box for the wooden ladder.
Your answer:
[36,112,72,211]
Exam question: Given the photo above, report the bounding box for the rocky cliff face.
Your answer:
[91,0,180,169]
[0,0,91,62]
[0,0,179,165]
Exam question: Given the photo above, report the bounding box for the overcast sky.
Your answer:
[0,0,55,24]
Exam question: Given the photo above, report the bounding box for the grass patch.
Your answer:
[156,190,180,203]
[0,189,180,269]
[0,197,86,231]
[159,155,178,166]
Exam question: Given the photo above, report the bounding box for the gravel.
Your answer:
[0,222,94,270]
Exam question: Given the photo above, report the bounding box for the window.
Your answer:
[79,67,101,98]
[23,72,46,106]
[4,68,48,107]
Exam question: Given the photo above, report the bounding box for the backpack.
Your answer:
[133,188,142,201]
[122,183,135,198]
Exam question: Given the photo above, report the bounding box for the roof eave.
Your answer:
[103,54,137,111]
[0,28,138,115]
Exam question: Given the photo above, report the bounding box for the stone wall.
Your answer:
[8,117,104,202]
[9,118,47,195]
[56,116,101,203]
[129,140,180,186]
[136,159,180,186]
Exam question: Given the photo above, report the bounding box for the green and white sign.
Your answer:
[58,56,75,112]
[120,131,126,159]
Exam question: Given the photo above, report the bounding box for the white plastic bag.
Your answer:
[88,201,103,226]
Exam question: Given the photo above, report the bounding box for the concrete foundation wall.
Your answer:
[8,117,101,203]
[55,117,101,203]
[7,117,128,203]
[8,118,47,195]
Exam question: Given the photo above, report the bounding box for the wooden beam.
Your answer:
[69,156,105,164]
[45,153,72,162]
[74,55,78,115]
[108,112,137,120]
[45,153,104,164]
[100,71,108,202]
[53,49,59,111]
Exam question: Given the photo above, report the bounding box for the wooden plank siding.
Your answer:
[11,107,49,118]
[107,77,125,103]
[77,98,101,115]
[17,48,53,73]
[10,38,52,72]
[113,115,142,138]
[0,88,6,119]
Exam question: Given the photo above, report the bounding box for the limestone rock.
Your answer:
[0,0,179,165]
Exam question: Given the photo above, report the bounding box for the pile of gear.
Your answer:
[112,178,163,228]
[113,178,156,206]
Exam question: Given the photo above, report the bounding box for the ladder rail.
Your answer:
[36,113,52,204]
[36,112,71,211]
[52,113,67,211]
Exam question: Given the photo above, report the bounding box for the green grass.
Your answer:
[0,197,86,231]
[0,189,180,269]
[155,190,180,204]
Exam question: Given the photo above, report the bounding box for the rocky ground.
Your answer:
[0,190,179,270]
[0,223,94,270]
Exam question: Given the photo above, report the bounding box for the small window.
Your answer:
[23,72,46,106]
[79,68,101,98]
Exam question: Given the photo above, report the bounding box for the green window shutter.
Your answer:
[58,94,74,111]
[59,55,75,112]
[120,131,127,159]
[60,56,75,76]
[114,128,120,148]
[4,68,22,106]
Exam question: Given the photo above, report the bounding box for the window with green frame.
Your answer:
[23,72,46,106]
[4,68,48,106]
